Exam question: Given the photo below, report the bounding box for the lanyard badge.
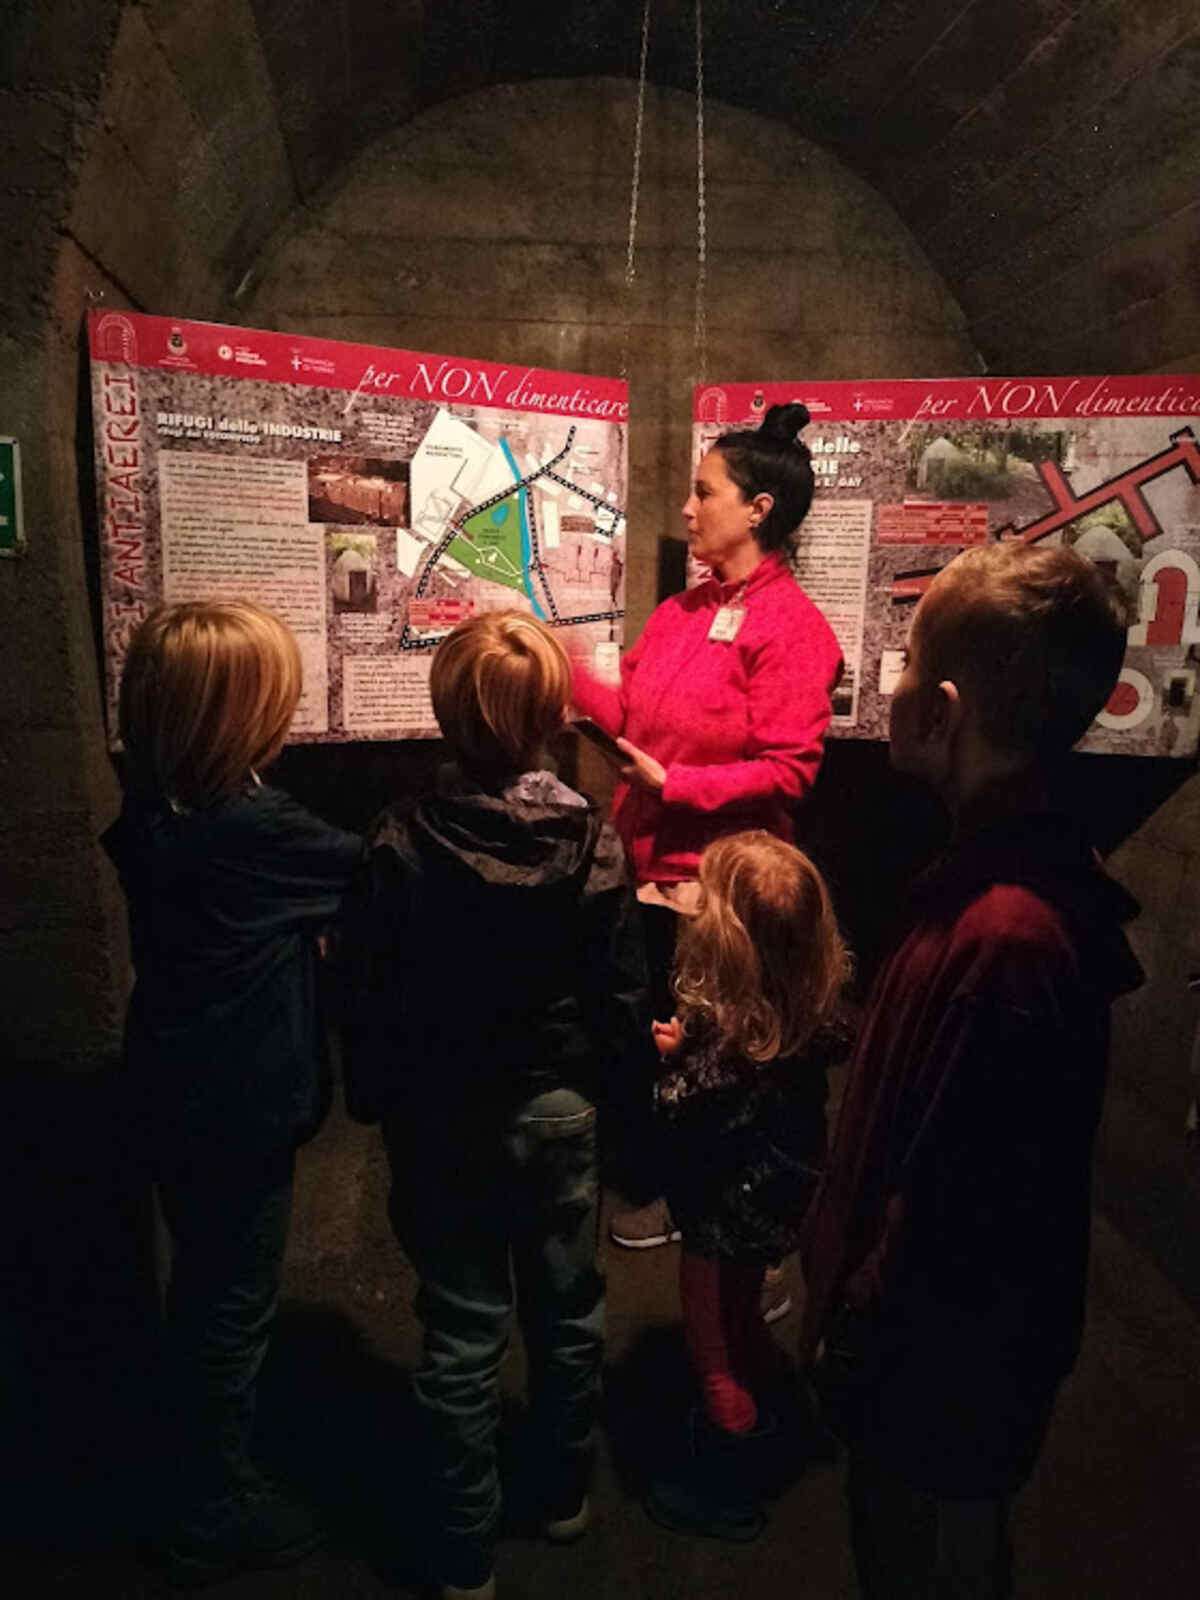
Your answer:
[708,603,745,642]
[707,580,748,643]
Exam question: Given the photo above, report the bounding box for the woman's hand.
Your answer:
[652,1016,684,1057]
[617,736,666,792]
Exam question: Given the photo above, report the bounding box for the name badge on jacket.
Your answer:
[708,604,745,643]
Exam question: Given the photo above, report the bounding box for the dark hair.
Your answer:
[917,542,1129,760]
[712,401,815,557]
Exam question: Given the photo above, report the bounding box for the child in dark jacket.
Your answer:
[102,601,361,1587]
[342,611,646,1600]
[643,831,849,1542]
[800,543,1144,1599]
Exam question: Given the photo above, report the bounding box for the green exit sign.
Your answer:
[0,437,24,556]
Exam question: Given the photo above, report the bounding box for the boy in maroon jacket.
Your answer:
[800,543,1143,1598]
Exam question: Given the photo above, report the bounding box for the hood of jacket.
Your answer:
[407,764,604,892]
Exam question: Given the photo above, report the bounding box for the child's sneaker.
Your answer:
[543,1493,590,1544]
[155,1477,328,1588]
[609,1196,681,1248]
[442,1580,496,1600]
[760,1263,792,1324]
[643,1410,768,1543]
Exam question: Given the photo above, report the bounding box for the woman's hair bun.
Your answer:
[759,401,810,445]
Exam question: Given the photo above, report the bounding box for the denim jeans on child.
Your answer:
[386,1085,604,1587]
[156,1147,295,1517]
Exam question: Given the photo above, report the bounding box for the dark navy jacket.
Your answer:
[103,783,362,1159]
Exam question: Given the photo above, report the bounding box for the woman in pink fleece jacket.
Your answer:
[574,402,843,1251]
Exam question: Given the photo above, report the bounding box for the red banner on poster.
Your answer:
[695,376,1200,427]
[89,310,628,422]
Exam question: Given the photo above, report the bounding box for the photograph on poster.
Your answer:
[328,533,378,615]
[89,312,627,743]
[308,456,409,527]
[694,377,1200,757]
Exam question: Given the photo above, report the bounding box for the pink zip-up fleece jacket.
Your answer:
[573,553,843,884]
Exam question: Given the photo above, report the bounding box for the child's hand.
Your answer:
[652,1016,684,1056]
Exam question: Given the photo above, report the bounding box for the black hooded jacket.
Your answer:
[340,766,648,1120]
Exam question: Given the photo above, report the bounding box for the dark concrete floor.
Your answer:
[3,1088,1199,1598]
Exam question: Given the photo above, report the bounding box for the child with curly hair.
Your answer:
[644,830,849,1541]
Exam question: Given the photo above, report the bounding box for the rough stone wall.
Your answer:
[0,0,303,1071]
[1,0,127,1072]
[1098,784,1200,1293]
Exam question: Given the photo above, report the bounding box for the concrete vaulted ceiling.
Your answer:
[5,1,1199,377]
[238,0,1200,374]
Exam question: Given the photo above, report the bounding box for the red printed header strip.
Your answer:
[88,311,628,422]
[695,375,1200,425]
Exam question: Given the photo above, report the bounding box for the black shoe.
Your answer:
[642,1410,768,1543]
[756,1372,840,1487]
[643,1473,765,1542]
[155,1478,329,1589]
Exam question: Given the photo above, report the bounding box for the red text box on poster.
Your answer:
[876,501,990,545]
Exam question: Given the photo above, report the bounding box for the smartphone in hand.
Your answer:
[570,717,626,763]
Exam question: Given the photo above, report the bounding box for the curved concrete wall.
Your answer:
[245,78,976,641]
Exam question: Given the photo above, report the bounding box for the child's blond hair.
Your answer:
[916,542,1127,758]
[119,600,302,807]
[430,610,570,773]
[673,832,849,1063]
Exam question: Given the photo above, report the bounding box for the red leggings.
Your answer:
[679,1251,776,1434]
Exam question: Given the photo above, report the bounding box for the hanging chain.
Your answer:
[621,0,652,384]
[693,0,707,386]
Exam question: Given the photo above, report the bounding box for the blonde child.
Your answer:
[342,611,645,1600]
[644,831,849,1541]
[103,601,361,1586]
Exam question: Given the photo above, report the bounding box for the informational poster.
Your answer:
[89,311,627,742]
[694,377,1200,756]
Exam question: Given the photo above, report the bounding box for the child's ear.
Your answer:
[937,679,961,724]
[924,679,962,744]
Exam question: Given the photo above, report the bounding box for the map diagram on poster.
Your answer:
[694,376,1200,757]
[89,311,626,742]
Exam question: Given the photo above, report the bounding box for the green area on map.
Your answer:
[447,493,525,593]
